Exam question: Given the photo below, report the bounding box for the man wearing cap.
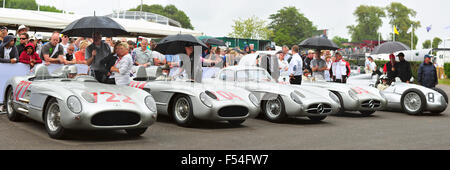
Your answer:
[16,25,28,46]
[395,52,412,83]
[418,55,438,88]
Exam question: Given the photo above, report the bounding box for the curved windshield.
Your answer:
[236,69,274,83]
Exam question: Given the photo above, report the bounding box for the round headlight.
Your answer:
[348,90,358,100]
[329,92,340,104]
[67,95,82,114]
[145,95,157,112]
[200,92,213,108]
[249,93,259,107]
[290,92,303,105]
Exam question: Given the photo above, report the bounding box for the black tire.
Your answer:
[171,95,195,127]
[308,116,327,122]
[261,95,287,123]
[228,119,245,126]
[331,91,345,115]
[125,128,147,137]
[432,87,448,103]
[44,98,66,139]
[5,88,22,122]
[359,110,376,116]
[400,89,426,115]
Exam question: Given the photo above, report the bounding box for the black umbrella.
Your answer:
[155,34,208,55]
[202,38,226,46]
[371,41,410,55]
[61,16,128,37]
[299,37,339,50]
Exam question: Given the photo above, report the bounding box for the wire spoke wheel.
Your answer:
[7,90,14,116]
[265,98,282,119]
[174,97,190,121]
[46,103,61,132]
[404,92,422,113]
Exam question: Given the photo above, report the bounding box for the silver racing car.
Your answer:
[240,52,386,116]
[128,66,260,127]
[348,73,448,115]
[2,65,157,139]
[206,66,341,122]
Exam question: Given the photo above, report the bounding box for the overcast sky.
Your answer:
[36,0,450,49]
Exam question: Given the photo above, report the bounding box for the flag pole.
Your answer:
[411,24,413,50]
[392,25,394,42]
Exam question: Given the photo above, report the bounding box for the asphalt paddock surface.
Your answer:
[1,85,450,150]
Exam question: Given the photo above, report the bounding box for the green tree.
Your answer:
[332,36,349,48]
[386,2,421,49]
[1,0,62,13]
[228,16,272,40]
[130,4,193,29]
[347,5,385,42]
[268,6,317,47]
[422,40,431,49]
[432,37,443,48]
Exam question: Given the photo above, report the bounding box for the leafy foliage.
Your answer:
[332,36,350,48]
[422,40,431,49]
[432,37,442,49]
[1,0,62,13]
[347,5,386,42]
[228,16,272,40]
[267,6,317,47]
[386,2,421,49]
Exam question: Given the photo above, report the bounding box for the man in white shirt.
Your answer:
[288,45,303,85]
[366,56,377,73]
[330,52,351,83]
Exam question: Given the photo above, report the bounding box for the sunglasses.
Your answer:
[20,38,27,40]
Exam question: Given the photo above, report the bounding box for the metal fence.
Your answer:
[105,11,182,27]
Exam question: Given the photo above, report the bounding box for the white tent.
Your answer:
[0,8,203,38]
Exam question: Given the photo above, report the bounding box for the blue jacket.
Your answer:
[0,35,19,63]
[417,62,438,88]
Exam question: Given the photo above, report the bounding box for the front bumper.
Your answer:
[283,96,339,117]
[59,100,157,130]
[190,96,259,121]
[341,94,387,112]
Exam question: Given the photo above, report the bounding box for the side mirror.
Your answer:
[410,77,415,83]
[395,77,401,82]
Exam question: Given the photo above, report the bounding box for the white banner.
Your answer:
[0,63,32,104]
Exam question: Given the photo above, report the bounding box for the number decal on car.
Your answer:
[352,87,369,94]
[129,81,147,90]
[215,91,243,101]
[90,92,134,104]
[14,81,32,101]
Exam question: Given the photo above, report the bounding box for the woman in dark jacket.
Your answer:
[418,55,438,88]
[383,53,397,83]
